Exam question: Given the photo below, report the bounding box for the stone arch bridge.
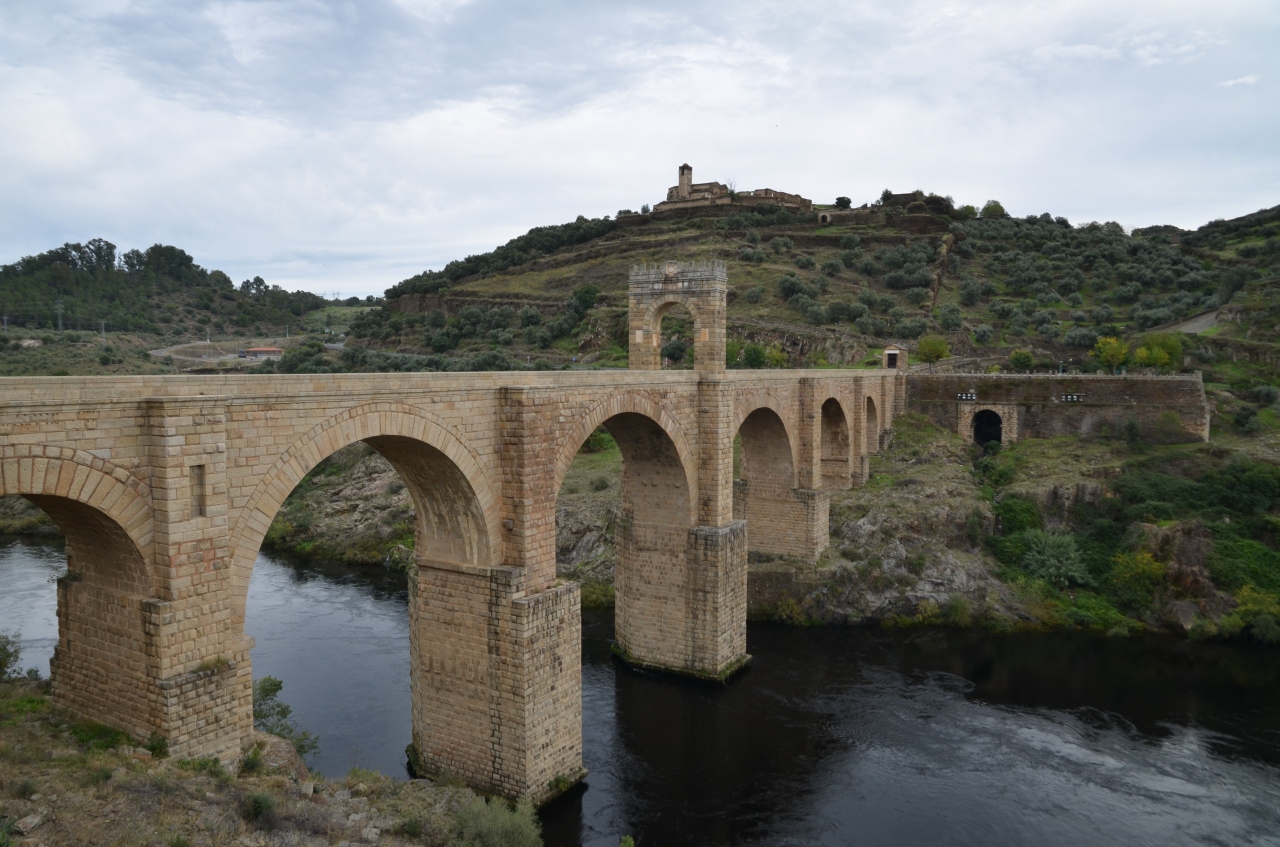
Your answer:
[0,260,904,802]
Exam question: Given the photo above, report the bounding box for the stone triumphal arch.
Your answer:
[0,259,904,803]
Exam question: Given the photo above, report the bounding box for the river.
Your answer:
[4,536,1280,846]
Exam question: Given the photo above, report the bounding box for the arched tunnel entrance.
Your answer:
[973,409,1003,445]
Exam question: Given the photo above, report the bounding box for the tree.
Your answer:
[1092,336,1130,374]
[834,196,852,209]
[917,335,950,367]
[742,343,766,369]
[980,200,1007,219]
[1009,349,1034,371]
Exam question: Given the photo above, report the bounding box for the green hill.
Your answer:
[324,194,1279,375]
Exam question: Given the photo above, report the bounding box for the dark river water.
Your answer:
[5,536,1280,846]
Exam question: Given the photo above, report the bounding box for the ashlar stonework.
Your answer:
[0,261,901,804]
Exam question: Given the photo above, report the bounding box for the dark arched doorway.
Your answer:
[973,410,1003,445]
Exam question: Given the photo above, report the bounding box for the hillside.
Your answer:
[298,193,1279,378]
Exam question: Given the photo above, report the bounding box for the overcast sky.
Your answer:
[1,1,1276,297]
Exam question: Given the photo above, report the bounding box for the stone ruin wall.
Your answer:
[906,373,1210,444]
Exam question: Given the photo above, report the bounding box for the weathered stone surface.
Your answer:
[0,261,905,802]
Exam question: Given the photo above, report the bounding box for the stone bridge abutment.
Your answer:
[0,260,905,803]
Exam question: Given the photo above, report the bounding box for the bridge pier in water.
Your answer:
[0,257,905,804]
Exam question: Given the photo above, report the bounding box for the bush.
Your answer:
[1253,384,1280,404]
[820,260,843,277]
[1062,327,1098,349]
[973,324,994,343]
[916,335,950,364]
[661,338,687,364]
[590,476,610,492]
[456,796,542,847]
[0,631,19,678]
[996,496,1041,534]
[241,792,277,825]
[937,304,963,331]
[742,343,766,369]
[743,286,765,304]
[1008,350,1034,371]
[794,255,816,270]
[1107,552,1164,611]
[518,307,541,328]
[1021,530,1092,589]
[895,317,927,338]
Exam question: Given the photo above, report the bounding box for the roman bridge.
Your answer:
[0,260,904,802]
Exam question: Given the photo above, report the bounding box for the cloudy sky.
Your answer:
[1,1,1276,297]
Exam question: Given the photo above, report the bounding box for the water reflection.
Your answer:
[0,536,64,677]
[244,550,411,779]
[542,617,1280,847]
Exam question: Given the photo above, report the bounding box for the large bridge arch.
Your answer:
[820,397,852,490]
[230,402,499,615]
[553,391,697,523]
[554,393,699,669]
[0,446,158,739]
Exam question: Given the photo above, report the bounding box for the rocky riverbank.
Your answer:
[0,677,548,847]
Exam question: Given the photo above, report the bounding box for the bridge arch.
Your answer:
[0,446,157,739]
[230,402,498,616]
[820,397,852,490]
[0,446,153,594]
[553,391,696,523]
[555,393,699,667]
[865,395,881,454]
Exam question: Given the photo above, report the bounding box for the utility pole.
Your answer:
[2,315,7,333]
[55,300,63,332]
[100,320,106,343]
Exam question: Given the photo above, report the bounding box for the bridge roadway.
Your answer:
[0,259,906,802]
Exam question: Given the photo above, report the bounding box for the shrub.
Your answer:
[973,324,994,343]
[1253,384,1280,404]
[518,307,541,328]
[1107,552,1164,611]
[1062,327,1097,349]
[794,255,817,270]
[456,796,542,847]
[743,286,765,304]
[903,288,930,306]
[242,792,277,824]
[661,338,687,364]
[770,236,793,254]
[937,304,963,331]
[989,302,1014,319]
[742,343,766,369]
[0,631,18,678]
[1021,530,1092,589]
[590,476,610,492]
[1008,350,1034,371]
[834,196,852,209]
[1219,586,1280,642]
[996,496,1041,534]
[916,335,950,364]
[980,200,1007,219]
[895,317,927,338]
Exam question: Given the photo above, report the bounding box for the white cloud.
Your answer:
[1218,74,1259,87]
[0,0,1277,297]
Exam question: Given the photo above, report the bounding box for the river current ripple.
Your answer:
[4,537,1280,846]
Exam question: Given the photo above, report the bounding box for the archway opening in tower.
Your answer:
[657,304,696,370]
[973,409,1003,446]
